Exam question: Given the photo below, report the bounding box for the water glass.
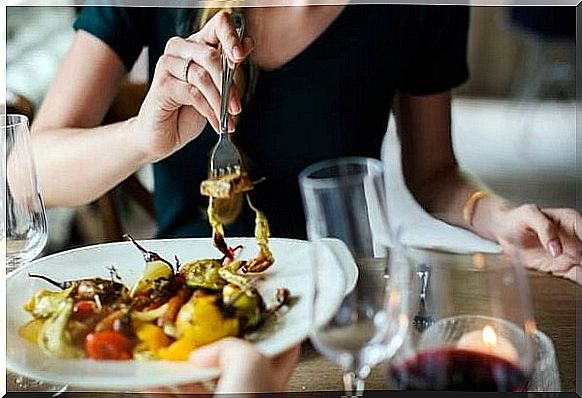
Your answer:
[2,114,48,273]
[299,157,409,396]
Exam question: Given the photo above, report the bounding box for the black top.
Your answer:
[74,5,470,239]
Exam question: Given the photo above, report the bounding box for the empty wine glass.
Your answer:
[385,247,539,392]
[3,114,67,394]
[2,114,47,274]
[299,157,409,397]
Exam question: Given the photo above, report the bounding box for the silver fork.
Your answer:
[413,263,435,333]
[209,12,246,178]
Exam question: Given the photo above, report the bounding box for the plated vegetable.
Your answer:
[20,236,290,361]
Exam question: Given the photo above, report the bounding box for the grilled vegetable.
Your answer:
[20,237,293,362]
[200,171,254,199]
[37,298,85,359]
[24,288,72,319]
[243,195,275,273]
[27,273,129,307]
[158,293,239,361]
[179,259,225,290]
[222,284,264,329]
[124,234,175,298]
[85,330,133,360]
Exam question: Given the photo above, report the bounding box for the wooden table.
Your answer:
[7,271,579,394]
[287,271,580,393]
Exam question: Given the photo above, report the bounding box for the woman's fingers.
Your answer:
[189,338,301,393]
[165,39,222,91]
[517,204,562,258]
[159,54,221,118]
[164,36,247,119]
[197,11,254,63]
[190,337,260,368]
[543,208,582,242]
[154,56,223,132]
[542,209,582,270]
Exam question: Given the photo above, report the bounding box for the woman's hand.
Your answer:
[152,337,300,396]
[494,204,581,284]
[133,11,254,163]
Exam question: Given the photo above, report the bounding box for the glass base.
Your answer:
[7,371,68,395]
[6,257,23,274]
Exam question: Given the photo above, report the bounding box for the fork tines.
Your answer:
[211,164,241,179]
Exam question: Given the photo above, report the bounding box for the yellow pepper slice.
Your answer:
[158,294,239,361]
[135,323,172,352]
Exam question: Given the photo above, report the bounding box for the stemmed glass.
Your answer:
[299,157,410,397]
[3,114,47,273]
[3,114,66,394]
[385,246,539,392]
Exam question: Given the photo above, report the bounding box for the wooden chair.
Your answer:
[5,89,34,120]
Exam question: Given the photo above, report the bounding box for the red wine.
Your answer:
[389,348,528,391]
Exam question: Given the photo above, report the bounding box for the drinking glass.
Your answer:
[385,247,539,392]
[3,114,66,394]
[2,114,47,273]
[299,157,410,397]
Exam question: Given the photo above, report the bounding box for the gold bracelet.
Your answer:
[463,190,488,227]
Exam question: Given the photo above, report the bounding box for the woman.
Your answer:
[31,5,580,283]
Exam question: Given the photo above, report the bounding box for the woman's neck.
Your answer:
[244,5,346,71]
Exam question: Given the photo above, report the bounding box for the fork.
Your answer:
[209,12,246,179]
[412,263,435,333]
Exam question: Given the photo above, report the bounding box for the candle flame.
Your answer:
[482,325,497,348]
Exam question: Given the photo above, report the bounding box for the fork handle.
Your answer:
[220,12,245,134]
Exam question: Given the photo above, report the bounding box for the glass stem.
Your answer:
[342,371,365,397]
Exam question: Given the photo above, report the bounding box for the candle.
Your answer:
[457,325,519,365]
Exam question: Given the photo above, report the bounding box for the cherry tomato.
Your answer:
[85,331,133,360]
[73,300,95,320]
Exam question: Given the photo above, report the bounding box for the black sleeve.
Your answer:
[73,7,152,72]
[398,6,470,95]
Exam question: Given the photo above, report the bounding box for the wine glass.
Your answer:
[299,157,410,397]
[385,246,539,392]
[3,114,67,394]
[2,114,47,273]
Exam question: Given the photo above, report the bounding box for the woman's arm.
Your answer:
[31,31,147,208]
[397,91,581,283]
[396,91,484,231]
[32,12,254,209]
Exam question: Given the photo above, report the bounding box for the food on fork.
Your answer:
[200,169,254,199]
[19,236,291,361]
[201,164,275,273]
[205,192,275,274]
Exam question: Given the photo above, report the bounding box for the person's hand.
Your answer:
[494,204,581,284]
[154,337,300,396]
[132,11,254,163]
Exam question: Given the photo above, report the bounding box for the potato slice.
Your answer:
[130,260,174,297]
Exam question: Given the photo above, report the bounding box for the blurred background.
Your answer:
[5,6,578,254]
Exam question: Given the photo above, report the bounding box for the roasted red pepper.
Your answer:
[72,300,95,320]
[85,331,133,360]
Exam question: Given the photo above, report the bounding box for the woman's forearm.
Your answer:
[31,117,149,208]
[411,166,510,243]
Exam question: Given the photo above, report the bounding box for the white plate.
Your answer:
[6,237,349,390]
